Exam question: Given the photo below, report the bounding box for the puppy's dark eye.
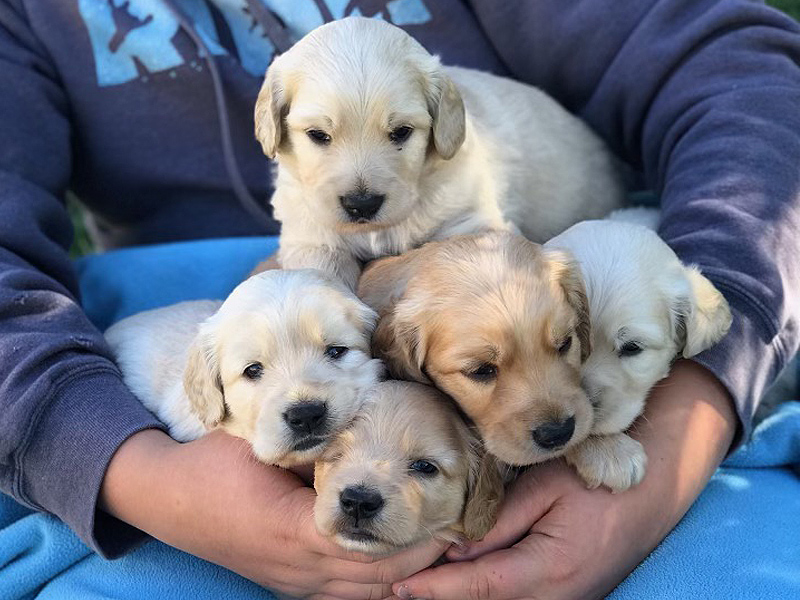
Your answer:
[467,363,498,382]
[306,129,331,145]
[409,460,438,475]
[389,126,413,144]
[243,362,263,380]
[325,345,349,360]
[558,336,572,355]
[619,341,643,357]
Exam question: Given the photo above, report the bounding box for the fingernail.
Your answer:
[396,584,413,600]
[451,540,470,554]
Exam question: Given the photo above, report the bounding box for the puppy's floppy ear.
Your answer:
[545,249,592,362]
[372,304,429,383]
[359,252,431,381]
[460,434,505,541]
[423,63,466,160]
[345,294,380,338]
[254,60,288,159]
[183,321,226,429]
[672,267,732,358]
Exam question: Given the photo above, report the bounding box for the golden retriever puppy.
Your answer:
[314,380,504,555]
[357,232,607,483]
[255,17,624,289]
[105,269,383,467]
[545,218,732,490]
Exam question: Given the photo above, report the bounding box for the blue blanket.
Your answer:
[1,237,798,599]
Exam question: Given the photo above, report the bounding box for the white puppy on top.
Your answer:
[545,217,732,490]
[105,269,383,467]
[254,17,624,288]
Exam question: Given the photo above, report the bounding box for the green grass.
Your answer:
[66,1,799,257]
[770,0,800,20]
[67,194,95,258]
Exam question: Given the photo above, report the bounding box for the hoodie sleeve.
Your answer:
[0,1,165,557]
[467,0,800,444]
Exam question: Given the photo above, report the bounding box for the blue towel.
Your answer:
[1,237,798,599]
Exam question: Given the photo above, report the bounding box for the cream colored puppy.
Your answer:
[357,233,613,487]
[105,269,383,467]
[314,380,504,555]
[254,17,624,288]
[545,219,732,489]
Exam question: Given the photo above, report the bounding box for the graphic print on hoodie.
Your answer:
[76,0,433,85]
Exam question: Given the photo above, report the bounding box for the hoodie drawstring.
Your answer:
[162,0,296,231]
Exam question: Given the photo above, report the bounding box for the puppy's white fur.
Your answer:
[256,17,624,288]
[105,269,383,467]
[546,218,732,490]
[314,381,504,555]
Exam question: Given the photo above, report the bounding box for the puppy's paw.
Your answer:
[566,433,647,493]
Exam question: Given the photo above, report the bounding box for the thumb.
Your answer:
[395,545,540,600]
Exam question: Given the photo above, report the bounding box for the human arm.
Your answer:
[393,360,737,600]
[467,0,800,442]
[101,428,449,600]
[0,0,168,557]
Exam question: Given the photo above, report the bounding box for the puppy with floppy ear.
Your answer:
[256,17,624,289]
[105,269,384,467]
[183,326,225,430]
[313,380,505,555]
[358,232,598,480]
[546,218,732,491]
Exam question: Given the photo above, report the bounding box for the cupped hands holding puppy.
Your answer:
[393,361,738,600]
[100,428,449,600]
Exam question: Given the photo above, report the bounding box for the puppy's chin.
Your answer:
[483,424,592,466]
[334,215,394,234]
[484,441,571,467]
[258,439,329,468]
[333,529,400,556]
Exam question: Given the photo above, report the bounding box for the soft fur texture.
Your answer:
[546,218,732,490]
[255,17,624,288]
[105,269,383,467]
[357,232,597,471]
[314,380,504,555]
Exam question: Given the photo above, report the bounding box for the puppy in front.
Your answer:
[254,17,623,288]
[545,218,732,489]
[105,269,383,467]
[357,232,615,485]
[314,380,504,555]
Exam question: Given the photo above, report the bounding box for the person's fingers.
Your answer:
[320,579,394,600]
[394,545,546,600]
[447,467,557,562]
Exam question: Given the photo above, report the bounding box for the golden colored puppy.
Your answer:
[106,269,383,467]
[358,232,599,478]
[314,380,504,555]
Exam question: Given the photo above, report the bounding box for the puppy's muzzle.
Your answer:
[339,191,385,222]
[283,401,328,437]
[531,416,575,450]
[339,485,385,522]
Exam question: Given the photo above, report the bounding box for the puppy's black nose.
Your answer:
[283,401,327,435]
[340,485,384,520]
[532,416,575,450]
[339,191,385,221]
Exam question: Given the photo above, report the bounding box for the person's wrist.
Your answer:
[622,359,737,542]
[99,428,182,530]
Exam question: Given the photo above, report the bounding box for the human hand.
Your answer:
[101,429,449,599]
[392,360,738,600]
